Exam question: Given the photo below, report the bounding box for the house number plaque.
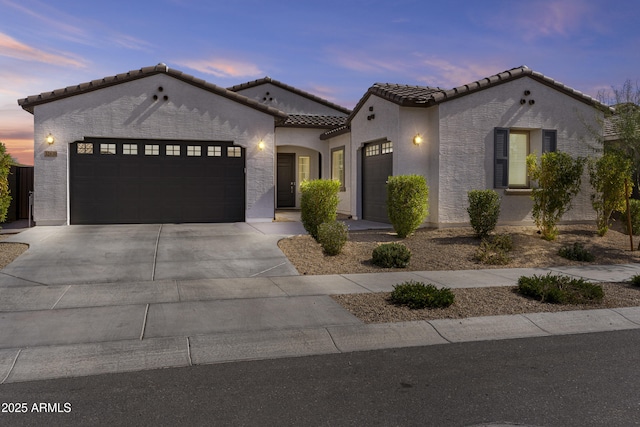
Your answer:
[44,151,58,157]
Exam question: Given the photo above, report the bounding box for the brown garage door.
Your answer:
[70,138,245,224]
[362,140,393,223]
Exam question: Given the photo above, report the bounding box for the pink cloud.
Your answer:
[179,58,263,78]
[416,58,508,89]
[0,32,87,68]
[327,47,406,74]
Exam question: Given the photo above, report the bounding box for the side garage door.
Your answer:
[70,138,245,224]
[362,140,393,223]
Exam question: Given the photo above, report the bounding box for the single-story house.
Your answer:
[18,64,606,227]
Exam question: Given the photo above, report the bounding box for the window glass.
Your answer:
[77,143,93,154]
[166,145,180,156]
[208,146,221,157]
[187,146,201,156]
[145,145,159,156]
[381,142,393,154]
[365,145,379,156]
[100,143,116,155]
[123,144,138,155]
[299,156,310,184]
[508,132,529,187]
[332,147,345,190]
[227,146,242,157]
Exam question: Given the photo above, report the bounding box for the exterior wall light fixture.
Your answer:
[258,140,265,150]
[45,133,55,145]
[413,134,423,145]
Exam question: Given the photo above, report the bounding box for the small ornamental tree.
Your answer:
[588,152,633,236]
[386,175,429,238]
[467,189,501,238]
[526,152,586,240]
[0,142,12,224]
[300,179,340,241]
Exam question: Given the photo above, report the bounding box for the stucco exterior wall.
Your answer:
[436,76,602,225]
[32,74,277,225]
[235,83,347,116]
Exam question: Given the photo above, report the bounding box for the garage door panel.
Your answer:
[70,139,245,224]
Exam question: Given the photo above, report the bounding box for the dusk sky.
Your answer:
[1,0,639,165]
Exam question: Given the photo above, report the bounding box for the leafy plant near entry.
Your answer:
[386,175,429,238]
[0,142,12,224]
[517,273,604,304]
[526,152,586,241]
[588,152,633,236]
[558,242,595,262]
[467,189,501,238]
[300,179,340,241]
[317,221,348,256]
[630,274,640,287]
[372,243,411,268]
[389,280,455,309]
[623,199,640,236]
[473,233,513,265]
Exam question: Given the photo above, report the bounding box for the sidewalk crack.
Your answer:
[140,304,150,340]
[2,349,21,384]
[151,224,163,281]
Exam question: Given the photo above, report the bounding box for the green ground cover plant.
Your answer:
[517,273,604,304]
[372,243,411,268]
[389,280,455,309]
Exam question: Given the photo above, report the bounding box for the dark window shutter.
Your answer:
[542,129,557,153]
[494,128,509,188]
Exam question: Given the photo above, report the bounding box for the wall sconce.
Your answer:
[45,133,55,145]
[258,140,265,150]
[413,134,423,145]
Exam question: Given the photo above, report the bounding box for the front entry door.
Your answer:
[277,153,296,207]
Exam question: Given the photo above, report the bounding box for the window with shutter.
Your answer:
[542,129,557,153]
[494,128,509,188]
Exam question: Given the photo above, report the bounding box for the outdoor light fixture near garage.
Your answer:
[45,133,55,145]
[413,134,423,145]
[258,140,265,150]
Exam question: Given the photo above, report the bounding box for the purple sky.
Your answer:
[1,0,639,165]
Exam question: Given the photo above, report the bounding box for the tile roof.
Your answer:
[18,64,289,120]
[279,114,348,128]
[228,76,352,115]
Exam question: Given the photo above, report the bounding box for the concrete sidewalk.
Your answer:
[2,263,640,384]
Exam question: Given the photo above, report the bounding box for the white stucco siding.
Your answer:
[436,76,602,225]
[32,74,277,224]
[235,83,347,116]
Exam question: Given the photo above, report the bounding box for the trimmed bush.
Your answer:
[467,190,501,238]
[558,242,595,262]
[317,221,348,256]
[517,273,604,304]
[372,243,411,268]
[630,274,640,287]
[623,199,640,236]
[390,280,455,309]
[300,179,340,241]
[473,234,512,265]
[387,175,429,238]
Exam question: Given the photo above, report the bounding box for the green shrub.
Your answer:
[300,179,341,241]
[390,280,455,309]
[623,199,640,236]
[517,273,604,304]
[467,190,501,238]
[317,221,348,256]
[526,152,586,240]
[386,175,429,238]
[558,242,595,262]
[630,274,640,287]
[372,243,412,268]
[473,234,512,265]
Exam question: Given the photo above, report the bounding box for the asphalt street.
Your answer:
[1,329,639,426]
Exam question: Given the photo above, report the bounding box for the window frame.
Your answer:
[298,155,310,185]
[331,146,345,191]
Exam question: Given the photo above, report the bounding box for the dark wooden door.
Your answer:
[277,153,296,207]
[362,141,393,223]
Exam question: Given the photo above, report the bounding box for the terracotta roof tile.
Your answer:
[280,114,348,128]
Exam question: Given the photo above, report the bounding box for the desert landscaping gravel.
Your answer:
[279,224,640,322]
[0,235,28,270]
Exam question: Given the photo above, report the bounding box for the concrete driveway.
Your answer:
[0,223,300,287]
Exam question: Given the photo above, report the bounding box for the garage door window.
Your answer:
[100,143,116,155]
[123,144,137,155]
[365,145,379,156]
[381,142,393,154]
[208,146,221,157]
[166,145,180,156]
[145,145,159,156]
[187,146,201,156]
[77,143,93,154]
[228,147,242,158]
